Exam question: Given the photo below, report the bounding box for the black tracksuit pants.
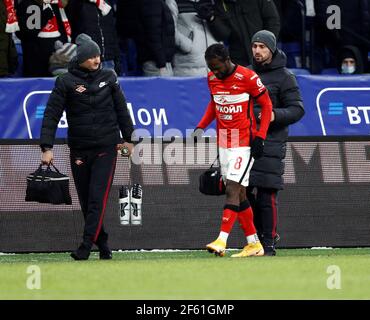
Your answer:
[246,187,278,248]
[70,145,117,247]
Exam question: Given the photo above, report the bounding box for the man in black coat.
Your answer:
[247,30,305,255]
[40,34,134,260]
[195,0,280,67]
[66,0,122,75]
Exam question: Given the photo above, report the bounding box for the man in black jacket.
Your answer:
[247,30,305,255]
[195,0,280,67]
[66,0,122,75]
[40,33,134,260]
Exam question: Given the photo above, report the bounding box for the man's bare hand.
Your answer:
[117,142,134,157]
[41,150,54,165]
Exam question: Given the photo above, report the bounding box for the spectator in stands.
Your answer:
[15,0,71,77]
[337,45,364,75]
[40,34,134,260]
[117,0,175,77]
[0,0,18,77]
[247,30,305,255]
[165,0,219,77]
[48,40,77,76]
[66,0,121,75]
[310,0,370,73]
[194,0,280,67]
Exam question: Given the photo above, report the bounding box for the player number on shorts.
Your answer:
[234,157,243,170]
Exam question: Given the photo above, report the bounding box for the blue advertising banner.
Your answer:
[293,75,370,136]
[1,74,370,139]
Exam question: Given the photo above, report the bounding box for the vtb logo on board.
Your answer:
[316,87,370,135]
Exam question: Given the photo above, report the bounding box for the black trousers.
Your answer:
[70,145,117,247]
[246,187,278,248]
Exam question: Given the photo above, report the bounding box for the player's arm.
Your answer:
[248,72,272,139]
[196,98,216,130]
[254,90,272,139]
[248,72,272,159]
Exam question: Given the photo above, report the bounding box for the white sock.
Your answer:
[246,234,259,244]
[218,231,229,243]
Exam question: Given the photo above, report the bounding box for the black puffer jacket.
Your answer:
[249,50,305,190]
[209,0,280,67]
[40,59,134,150]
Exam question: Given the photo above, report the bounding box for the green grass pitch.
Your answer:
[0,248,369,300]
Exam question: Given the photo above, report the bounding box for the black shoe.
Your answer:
[97,242,112,260]
[99,250,112,260]
[70,243,91,260]
[264,245,276,256]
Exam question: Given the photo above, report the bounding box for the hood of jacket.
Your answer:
[252,49,287,73]
[336,45,364,74]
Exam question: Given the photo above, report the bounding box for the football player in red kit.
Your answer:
[193,43,272,257]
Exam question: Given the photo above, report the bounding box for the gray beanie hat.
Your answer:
[251,30,277,54]
[76,33,101,64]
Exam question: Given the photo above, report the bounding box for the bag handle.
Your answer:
[32,164,47,181]
[210,154,220,169]
[49,163,61,174]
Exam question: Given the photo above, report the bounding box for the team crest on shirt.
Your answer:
[75,85,87,93]
[234,72,244,80]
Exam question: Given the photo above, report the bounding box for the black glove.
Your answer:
[250,137,264,159]
[191,127,204,142]
[194,0,215,21]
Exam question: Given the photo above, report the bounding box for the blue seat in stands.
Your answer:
[321,68,339,75]
[288,68,310,75]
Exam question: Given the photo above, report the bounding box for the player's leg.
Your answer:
[206,180,240,256]
[206,147,239,256]
[231,186,264,257]
[246,187,263,241]
[225,147,263,257]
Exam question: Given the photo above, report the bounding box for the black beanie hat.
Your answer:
[76,33,101,64]
[251,30,277,54]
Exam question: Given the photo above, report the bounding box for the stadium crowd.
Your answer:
[1,0,370,78]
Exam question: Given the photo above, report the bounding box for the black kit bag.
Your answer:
[25,163,72,205]
[199,157,226,196]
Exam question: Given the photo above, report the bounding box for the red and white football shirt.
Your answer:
[197,65,272,148]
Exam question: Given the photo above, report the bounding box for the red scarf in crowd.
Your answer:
[3,0,20,33]
[89,0,111,16]
[38,0,71,42]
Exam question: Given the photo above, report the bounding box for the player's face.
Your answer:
[252,42,272,65]
[79,55,101,71]
[207,57,232,80]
